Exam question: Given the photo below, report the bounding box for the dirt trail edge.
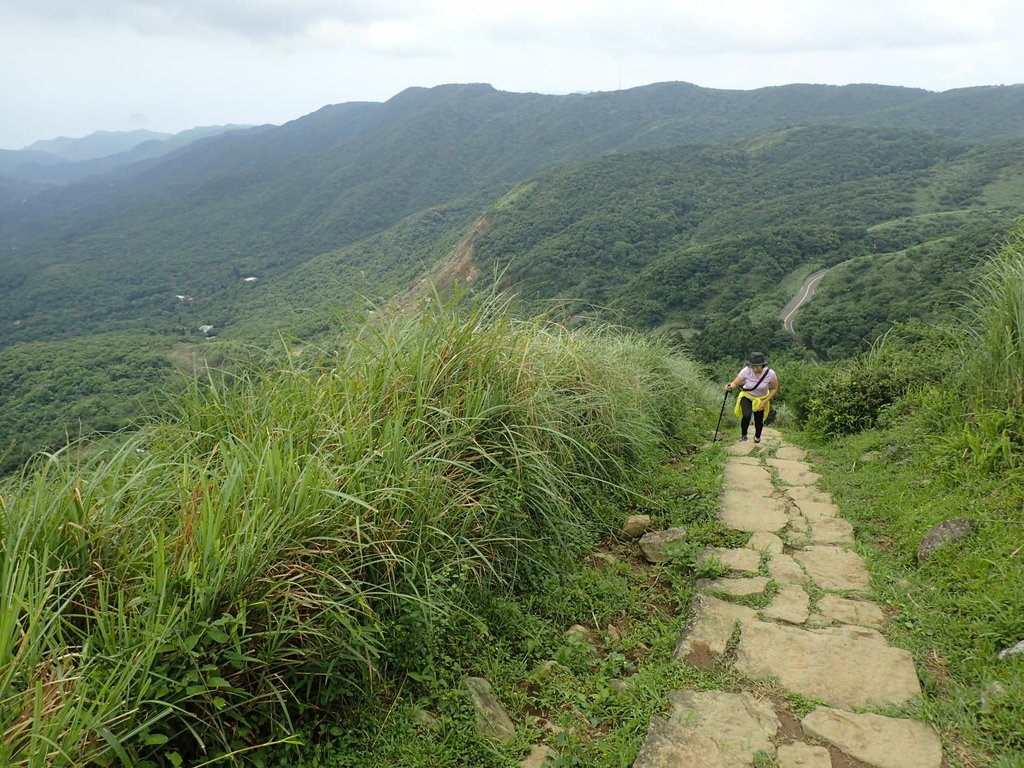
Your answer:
[632,428,944,768]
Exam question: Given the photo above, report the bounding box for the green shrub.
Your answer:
[795,328,956,438]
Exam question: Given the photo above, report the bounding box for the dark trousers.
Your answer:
[739,397,764,438]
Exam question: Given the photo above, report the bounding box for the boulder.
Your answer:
[622,514,652,538]
[998,639,1024,660]
[464,677,516,743]
[639,527,688,563]
[917,518,976,564]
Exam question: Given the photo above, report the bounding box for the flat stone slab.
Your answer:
[699,546,762,575]
[724,461,777,495]
[726,440,756,456]
[794,546,870,592]
[801,708,942,768]
[698,576,770,597]
[657,689,780,765]
[719,489,790,533]
[777,742,832,768]
[812,625,888,645]
[633,718,736,768]
[674,595,758,665]
[747,531,785,555]
[767,553,806,585]
[733,456,761,466]
[767,458,822,486]
[810,519,855,546]
[787,509,810,532]
[763,584,810,625]
[734,621,922,708]
[775,445,807,461]
[817,595,885,629]
[785,487,839,519]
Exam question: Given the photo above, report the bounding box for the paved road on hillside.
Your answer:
[780,269,829,334]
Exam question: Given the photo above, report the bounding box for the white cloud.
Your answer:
[1,0,409,39]
[0,0,1021,148]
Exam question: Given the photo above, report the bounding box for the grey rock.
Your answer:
[412,708,440,730]
[998,639,1024,660]
[564,624,592,642]
[622,514,652,538]
[979,681,1008,712]
[528,660,559,681]
[639,527,688,563]
[522,744,552,767]
[917,518,976,564]
[464,676,516,743]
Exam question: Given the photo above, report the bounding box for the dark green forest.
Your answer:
[2,81,1024,472]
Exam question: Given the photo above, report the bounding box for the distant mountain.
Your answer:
[2,81,1023,352]
[26,129,172,161]
[4,125,254,186]
[2,79,1024,472]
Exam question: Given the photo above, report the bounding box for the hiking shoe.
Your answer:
[740,435,748,441]
[753,437,761,443]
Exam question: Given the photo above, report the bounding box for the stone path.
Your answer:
[633,428,943,768]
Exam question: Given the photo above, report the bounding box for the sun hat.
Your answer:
[747,351,767,366]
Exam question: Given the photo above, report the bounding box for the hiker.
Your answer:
[724,352,779,443]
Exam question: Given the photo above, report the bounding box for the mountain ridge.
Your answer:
[2,78,1023,471]
[3,81,1024,350]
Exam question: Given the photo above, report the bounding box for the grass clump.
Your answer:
[0,293,712,767]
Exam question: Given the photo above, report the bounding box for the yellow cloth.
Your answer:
[734,391,771,418]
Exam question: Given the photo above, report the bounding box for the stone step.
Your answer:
[735,620,922,709]
[633,690,779,768]
[793,546,871,592]
[635,436,939,768]
[720,488,790,532]
[802,708,943,768]
[767,457,822,486]
[698,546,762,575]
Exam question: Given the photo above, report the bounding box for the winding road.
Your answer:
[780,269,828,334]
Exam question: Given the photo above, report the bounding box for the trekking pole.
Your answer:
[714,389,730,442]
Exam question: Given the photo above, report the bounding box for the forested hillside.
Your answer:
[1,81,1023,472]
[4,82,1024,348]
[474,129,1024,360]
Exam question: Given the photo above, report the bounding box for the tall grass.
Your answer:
[963,226,1024,408]
[0,294,710,766]
[953,224,1024,471]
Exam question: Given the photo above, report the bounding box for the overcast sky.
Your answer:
[2,0,1021,150]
